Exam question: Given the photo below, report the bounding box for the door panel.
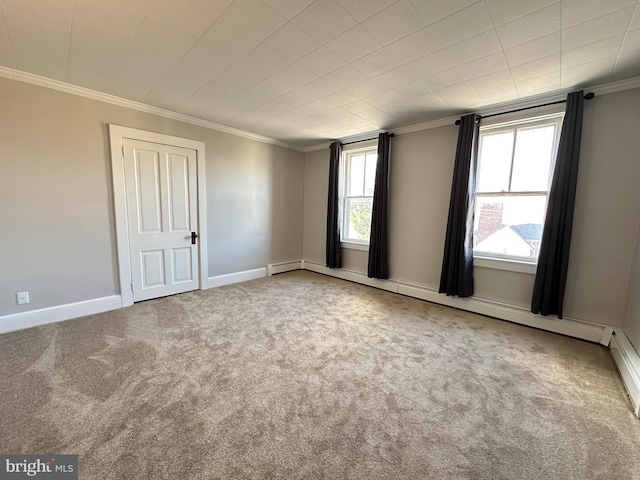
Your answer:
[167,153,191,232]
[135,149,162,233]
[141,250,165,288]
[124,139,199,302]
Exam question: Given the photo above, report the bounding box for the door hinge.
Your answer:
[122,145,125,157]
[130,282,134,293]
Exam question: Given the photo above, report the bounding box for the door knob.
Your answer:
[191,232,198,244]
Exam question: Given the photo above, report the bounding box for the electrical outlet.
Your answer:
[16,291,30,305]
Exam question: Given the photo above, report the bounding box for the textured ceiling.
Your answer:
[1,0,639,147]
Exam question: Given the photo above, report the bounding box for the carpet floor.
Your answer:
[1,270,639,479]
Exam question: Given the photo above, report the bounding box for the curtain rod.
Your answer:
[341,133,394,146]
[454,92,595,125]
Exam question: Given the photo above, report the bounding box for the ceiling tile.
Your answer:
[365,80,430,106]
[351,47,405,77]
[373,62,425,89]
[485,0,558,27]
[357,107,391,122]
[292,0,356,43]
[562,0,636,29]
[345,78,387,98]
[69,0,150,66]
[342,99,375,113]
[190,0,234,16]
[399,50,459,78]
[496,3,561,50]
[476,82,519,102]
[297,47,347,76]
[3,10,69,79]
[335,0,397,22]
[0,0,74,32]
[296,78,341,99]
[458,52,509,80]
[409,0,481,25]
[143,21,259,106]
[503,32,561,67]
[324,64,369,89]
[361,0,425,46]
[180,44,291,108]
[562,7,635,51]
[437,31,503,66]
[326,25,383,63]
[467,69,515,92]
[145,0,218,38]
[262,0,315,19]
[622,29,640,54]
[612,49,640,78]
[324,90,361,106]
[247,63,317,100]
[509,54,560,81]
[630,7,640,31]
[443,93,482,108]
[388,2,494,62]
[423,68,466,90]
[0,9,15,67]
[66,43,126,91]
[264,22,320,61]
[560,56,616,88]
[217,0,287,42]
[433,81,476,101]
[515,71,561,94]
[562,36,625,69]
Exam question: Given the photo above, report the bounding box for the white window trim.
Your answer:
[472,112,564,271]
[340,142,378,248]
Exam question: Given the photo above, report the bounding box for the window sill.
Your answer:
[341,241,369,252]
[474,256,537,274]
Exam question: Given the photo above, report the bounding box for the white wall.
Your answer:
[0,77,304,316]
[303,87,640,327]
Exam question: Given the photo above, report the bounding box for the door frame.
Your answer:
[109,125,208,307]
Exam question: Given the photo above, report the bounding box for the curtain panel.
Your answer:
[368,132,391,279]
[531,91,585,318]
[439,114,479,297]
[326,141,342,269]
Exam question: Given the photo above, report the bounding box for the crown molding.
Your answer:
[3,66,639,155]
[0,66,305,152]
[302,75,640,153]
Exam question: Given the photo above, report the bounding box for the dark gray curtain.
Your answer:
[368,132,391,279]
[531,91,584,318]
[326,141,342,269]
[439,114,479,297]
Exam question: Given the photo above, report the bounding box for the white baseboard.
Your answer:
[205,268,266,289]
[301,260,610,345]
[267,260,302,276]
[0,295,122,334]
[610,329,640,417]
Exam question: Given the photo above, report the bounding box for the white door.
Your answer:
[123,139,199,302]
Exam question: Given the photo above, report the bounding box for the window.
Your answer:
[473,114,563,263]
[341,146,378,245]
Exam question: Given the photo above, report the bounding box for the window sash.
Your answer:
[341,146,377,245]
[473,114,562,264]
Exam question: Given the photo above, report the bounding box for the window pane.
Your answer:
[347,154,365,196]
[477,131,514,193]
[364,153,377,196]
[474,195,547,259]
[344,197,372,242]
[511,125,556,192]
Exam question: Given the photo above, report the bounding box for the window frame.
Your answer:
[340,142,378,249]
[473,112,564,267]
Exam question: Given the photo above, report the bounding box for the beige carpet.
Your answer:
[1,270,639,479]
